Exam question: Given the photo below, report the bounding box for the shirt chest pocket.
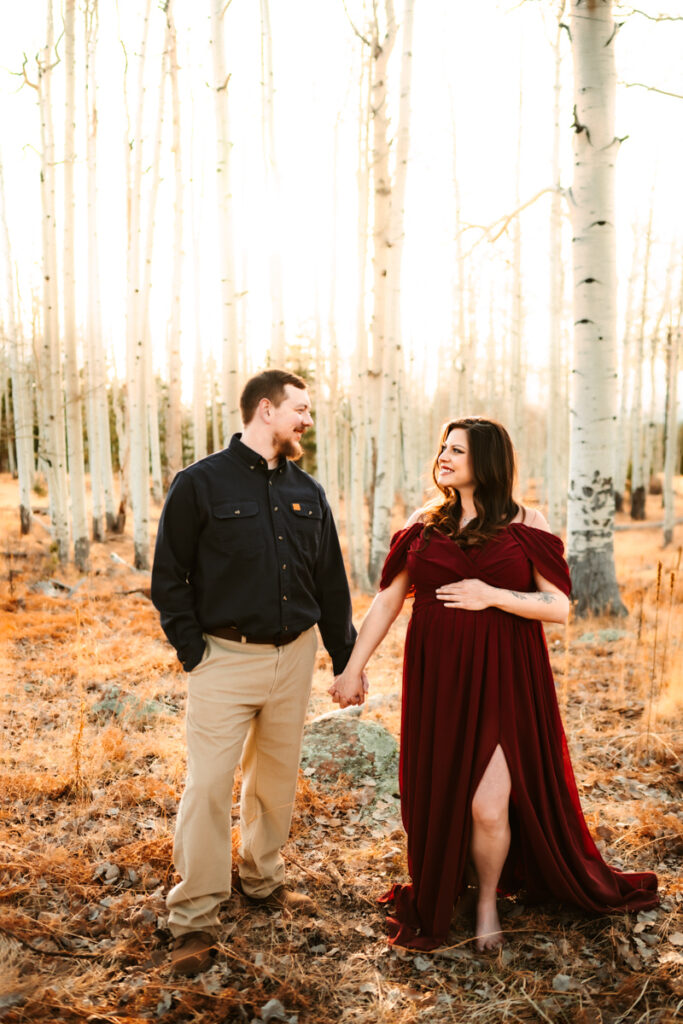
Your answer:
[289,501,322,557]
[211,500,264,554]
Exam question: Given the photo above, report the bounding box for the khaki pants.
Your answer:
[167,627,318,937]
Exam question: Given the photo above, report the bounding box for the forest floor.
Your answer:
[0,474,681,1024]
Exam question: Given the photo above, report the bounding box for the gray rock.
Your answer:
[300,717,400,819]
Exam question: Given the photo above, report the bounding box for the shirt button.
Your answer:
[273,506,279,512]
[269,480,272,486]
[283,595,288,601]
[278,535,283,541]
[281,564,286,570]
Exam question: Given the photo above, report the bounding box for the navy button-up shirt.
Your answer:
[151,434,356,674]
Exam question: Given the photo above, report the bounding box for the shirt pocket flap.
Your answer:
[291,502,322,520]
[213,501,259,519]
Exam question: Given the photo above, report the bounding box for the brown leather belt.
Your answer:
[209,625,301,647]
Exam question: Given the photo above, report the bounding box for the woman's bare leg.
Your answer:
[470,744,511,951]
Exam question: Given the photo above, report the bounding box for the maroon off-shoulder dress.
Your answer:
[377,522,658,950]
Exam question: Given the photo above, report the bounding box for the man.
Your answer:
[151,369,358,976]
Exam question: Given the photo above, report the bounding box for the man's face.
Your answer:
[269,385,314,460]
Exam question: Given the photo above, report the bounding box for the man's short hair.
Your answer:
[240,369,307,425]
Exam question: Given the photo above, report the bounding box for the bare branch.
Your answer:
[617,5,683,21]
[620,80,683,100]
[20,54,38,91]
[341,0,372,46]
[458,187,563,257]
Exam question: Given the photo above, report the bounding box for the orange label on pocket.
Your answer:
[292,503,301,510]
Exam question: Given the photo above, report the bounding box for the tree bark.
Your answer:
[63,0,90,570]
[37,1,70,562]
[210,0,240,439]
[165,0,183,484]
[0,156,34,533]
[84,0,116,538]
[126,0,153,569]
[566,0,626,616]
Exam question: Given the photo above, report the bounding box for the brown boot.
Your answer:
[169,930,217,976]
[237,880,316,915]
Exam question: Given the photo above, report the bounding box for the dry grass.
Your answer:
[0,476,681,1023]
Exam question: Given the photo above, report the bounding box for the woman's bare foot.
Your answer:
[475,898,504,952]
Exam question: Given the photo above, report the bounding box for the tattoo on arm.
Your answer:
[510,590,556,604]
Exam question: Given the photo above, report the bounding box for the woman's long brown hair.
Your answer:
[422,417,521,547]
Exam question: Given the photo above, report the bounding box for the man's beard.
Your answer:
[273,432,304,461]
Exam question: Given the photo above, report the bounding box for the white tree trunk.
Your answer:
[629,203,654,520]
[546,7,567,530]
[566,0,625,616]
[347,44,372,592]
[0,156,34,533]
[37,1,70,562]
[662,325,679,547]
[126,0,153,569]
[63,0,90,570]
[165,0,183,484]
[369,0,409,586]
[84,0,116,539]
[260,0,286,366]
[210,0,240,438]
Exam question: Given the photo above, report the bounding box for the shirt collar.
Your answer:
[228,433,287,472]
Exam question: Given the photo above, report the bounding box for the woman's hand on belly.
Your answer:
[435,578,495,611]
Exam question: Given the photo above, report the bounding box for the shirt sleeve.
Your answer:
[313,498,357,675]
[151,471,206,672]
[379,523,422,590]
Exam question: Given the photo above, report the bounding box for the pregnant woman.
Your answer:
[330,417,658,951]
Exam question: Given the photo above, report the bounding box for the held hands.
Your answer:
[328,670,369,709]
[435,578,495,611]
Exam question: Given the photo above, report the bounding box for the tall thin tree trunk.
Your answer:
[566,0,626,616]
[126,0,153,569]
[662,324,679,547]
[348,42,372,592]
[210,0,240,439]
[37,1,70,561]
[165,0,183,483]
[0,156,34,533]
[84,0,116,538]
[630,203,654,520]
[63,0,90,570]
[546,4,567,530]
[260,0,286,366]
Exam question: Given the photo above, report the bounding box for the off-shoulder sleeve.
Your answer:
[508,523,572,596]
[379,522,423,590]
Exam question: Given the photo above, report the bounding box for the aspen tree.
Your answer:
[662,322,679,547]
[0,156,33,533]
[509,72,525,469]
[209,0,240,438]
[126,0,153,569]
[546,3,567,530]
[84,0,116,538]
[34,1,70,561]
[260,0,286,366]
[369,0,415,585]
[614,231,639,513]
[566,0,626,615]
[165,0,183,484]
[630,204,654,520]
[191,150,207,462]
[347,38,372,592]
[63,0,90,570]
